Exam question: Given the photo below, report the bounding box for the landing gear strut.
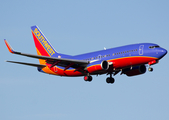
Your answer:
[106,73,115,84]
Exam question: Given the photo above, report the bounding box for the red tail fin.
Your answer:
[31,25,57,57]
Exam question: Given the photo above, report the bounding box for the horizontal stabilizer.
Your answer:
[6,61,46,68]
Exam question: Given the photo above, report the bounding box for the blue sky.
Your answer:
[0,0,169,120]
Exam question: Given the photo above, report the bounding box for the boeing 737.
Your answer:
[4,25,167,84]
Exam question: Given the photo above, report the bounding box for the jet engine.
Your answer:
[86,60,109,73]
[123,65,146,76]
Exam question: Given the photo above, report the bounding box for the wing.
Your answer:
[6,60,46,68]
[4,40,89,69]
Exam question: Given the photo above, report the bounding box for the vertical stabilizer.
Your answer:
[31,25,57,57]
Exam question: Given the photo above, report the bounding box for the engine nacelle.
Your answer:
[123,65,146,76]
[86,60,109,73]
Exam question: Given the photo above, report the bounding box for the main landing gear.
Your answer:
[106,73,115,84]
[84,75,92,82]
[84,73,115,84]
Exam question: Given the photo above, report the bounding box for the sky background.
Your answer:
[0,0,169,120]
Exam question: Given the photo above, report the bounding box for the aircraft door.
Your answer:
[139,45,144,55]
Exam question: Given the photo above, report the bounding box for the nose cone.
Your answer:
[159,48,167,59]
[162,48,167,55]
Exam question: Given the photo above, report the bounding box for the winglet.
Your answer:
[4,39,15,53]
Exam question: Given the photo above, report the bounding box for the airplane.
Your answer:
[4,25,167,84]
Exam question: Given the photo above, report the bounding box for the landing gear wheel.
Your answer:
[88,76,92,82]
[106,77,115,84]
[110,78,115,84]
[106,77,111,83]
[148,67,153,72]
[84,76,92,82]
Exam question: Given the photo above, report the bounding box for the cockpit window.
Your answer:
[149,45,160,49]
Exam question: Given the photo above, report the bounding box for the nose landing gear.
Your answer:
[148,60,157,72]
[148,67,153,72]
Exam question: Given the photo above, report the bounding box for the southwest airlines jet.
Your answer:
[4,25,167,84]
